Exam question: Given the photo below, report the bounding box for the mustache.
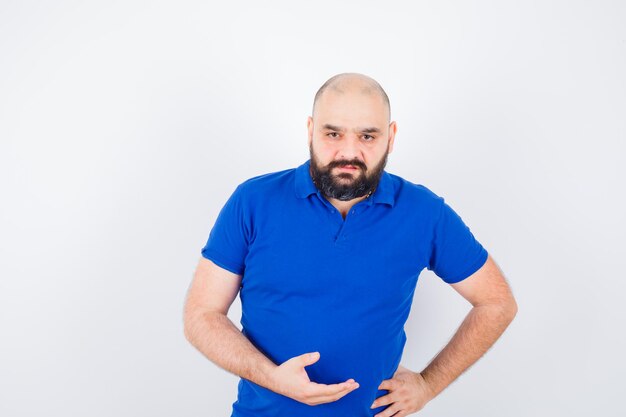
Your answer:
[327,160,366,170]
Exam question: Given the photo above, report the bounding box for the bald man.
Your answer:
[184,73,517,417]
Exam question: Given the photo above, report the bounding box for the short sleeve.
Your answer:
[427,197,488,283]
[200,184,250,275]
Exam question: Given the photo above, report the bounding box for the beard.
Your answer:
[309,142,389,201]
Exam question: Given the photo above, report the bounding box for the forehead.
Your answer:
[314,89,388,126]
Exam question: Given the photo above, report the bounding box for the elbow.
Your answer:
[184,314,205,344]
[480,297,518,322]
[183,304,201,343]
[503,296,518,322]
[183,307,223,343]
[183,312,194,342]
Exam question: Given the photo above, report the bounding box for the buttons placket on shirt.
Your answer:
[317,192,371,244]
[332,206,365,243]
[334,209,346,242]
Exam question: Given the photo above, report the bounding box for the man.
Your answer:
[183,72,518,417]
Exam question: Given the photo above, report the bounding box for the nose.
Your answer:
[337,134,362,162]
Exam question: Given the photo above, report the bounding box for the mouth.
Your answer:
[337,165,359,171]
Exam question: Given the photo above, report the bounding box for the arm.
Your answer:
[183,257,279,390]
[370,255,517,414]
[420,254,518,399]
[183,257,359,405]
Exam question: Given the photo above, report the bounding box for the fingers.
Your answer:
[377,379,396,391]
[374,403,402,417]
[285,352,361,405]
[299,351,320,367]
[371,392,395,409]
[303,379,360,405]
[309,379,359,396]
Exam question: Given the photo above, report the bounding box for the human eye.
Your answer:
[326,132,339,138]
[362,134,375,141]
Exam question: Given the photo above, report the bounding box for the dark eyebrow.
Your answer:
[322,123,344,131]
[322,124,381,134]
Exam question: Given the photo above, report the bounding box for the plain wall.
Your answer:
[1,1,624,416]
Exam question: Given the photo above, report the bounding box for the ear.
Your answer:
[307,116,314,148]
[388,121,397,154]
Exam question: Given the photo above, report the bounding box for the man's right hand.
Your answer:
[269,351,360,406]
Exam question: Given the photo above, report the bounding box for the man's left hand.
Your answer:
[370,365,434,417]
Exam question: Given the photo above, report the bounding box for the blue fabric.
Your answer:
[200,159,488,417]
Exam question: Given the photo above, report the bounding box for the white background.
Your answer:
[1,1,625,416]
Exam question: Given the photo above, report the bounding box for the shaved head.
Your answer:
[312,72,391,122]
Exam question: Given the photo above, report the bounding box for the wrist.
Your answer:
[418,371,437,401]
[260,361,282,393]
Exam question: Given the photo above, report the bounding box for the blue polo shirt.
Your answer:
[200,159,488,417]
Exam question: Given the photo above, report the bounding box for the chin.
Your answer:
[334,175,358,183]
